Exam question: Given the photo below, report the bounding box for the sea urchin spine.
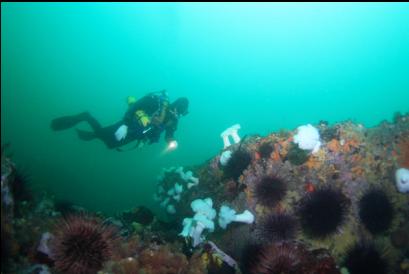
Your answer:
[253,175,287,208]
[358,189,394,234]
[256,212,298,243]
[224,149,252,180]
[51,214,119,274]
[343,243,387,274]
[298,187,349,238]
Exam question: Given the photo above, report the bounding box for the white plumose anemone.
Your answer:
[293,124,321,154]
[395,168,409,193]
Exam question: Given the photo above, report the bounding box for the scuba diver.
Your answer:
[50,90,189,151]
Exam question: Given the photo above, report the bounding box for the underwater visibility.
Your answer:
[2,2,409,274]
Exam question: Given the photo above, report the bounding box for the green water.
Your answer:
[2,3,409,215]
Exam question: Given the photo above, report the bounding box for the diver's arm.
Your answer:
[164,121,179,151]
[151,101,169,126]
[164,120,178,144]
[116,98,139,141]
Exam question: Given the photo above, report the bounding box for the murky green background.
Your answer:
[2,3,409,215]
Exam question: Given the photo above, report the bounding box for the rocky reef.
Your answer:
[159,113,409,274]
[1,113,408,274]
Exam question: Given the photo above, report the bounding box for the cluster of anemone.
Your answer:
[179,198,217,247]
[297,187,349,238]
[154,166,199,214]
[358,188,394,234]
[343,243,387,274]
[51,214,119,274]
[253,174,287,208]
[255,212,298,243]
[223,149,252,180]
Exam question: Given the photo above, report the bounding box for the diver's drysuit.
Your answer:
[51,91,179,150]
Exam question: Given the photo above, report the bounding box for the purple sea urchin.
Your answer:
[343,243,387,274]
[240,243,265,274]
[249,242,309,274]
[242,241,340,274]
[256,212,298,243]
[51,214,119,274]
[253,175,287,208]
[298,187,349,238]
[258,142,274,159]
[358,188,394,234]
[224,149,252,180]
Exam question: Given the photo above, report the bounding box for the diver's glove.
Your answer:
[115,124,128,141]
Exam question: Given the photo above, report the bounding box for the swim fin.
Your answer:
[50,112,89,131]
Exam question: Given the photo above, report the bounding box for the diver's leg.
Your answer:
[94,123,123,149]
[51,112,92,131]
[81,112,103,133]
[52,111,122,149]
[75,123,119,149]
[75,129,97,141]
[73,112,105,140]
[74,114,119,148]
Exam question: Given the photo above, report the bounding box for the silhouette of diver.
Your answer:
[51,91,189,151]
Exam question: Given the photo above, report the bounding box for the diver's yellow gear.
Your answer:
[125,92,170,129]
[127,96,137,105]
[134,110,150,127]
